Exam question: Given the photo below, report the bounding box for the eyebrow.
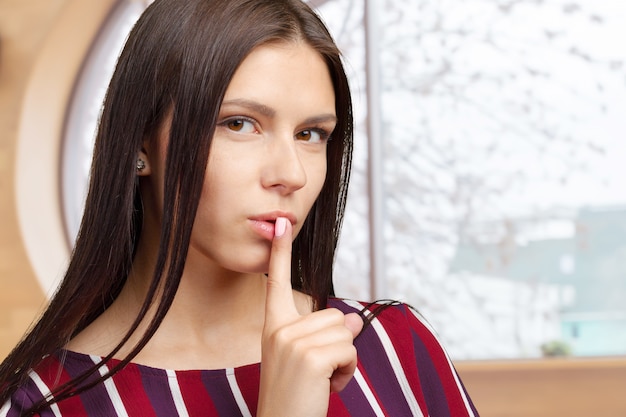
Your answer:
[222,99,276,118]
[221,98,337,125]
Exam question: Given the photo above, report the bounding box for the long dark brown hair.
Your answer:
[0,0,353,412]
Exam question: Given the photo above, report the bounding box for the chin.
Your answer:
[220,256,270,275]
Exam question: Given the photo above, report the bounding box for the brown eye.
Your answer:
[223,118,256,133]
[296,130,312,141]
[228,119,245,131]
[295,129,329,143]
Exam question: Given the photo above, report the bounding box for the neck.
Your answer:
[117,238,268,368]
[67,233,270,370]
[130,239,268,324]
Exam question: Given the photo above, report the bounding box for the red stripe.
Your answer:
[373,304,430,416]
[36,355,88,415]
[110,362,158,417]
[405,307,473,416]
[327,392,352,417]
[233,364,260,416]
[177,370,219,416]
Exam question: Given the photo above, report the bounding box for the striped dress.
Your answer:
[1,299,479,416]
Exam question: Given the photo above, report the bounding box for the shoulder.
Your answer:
[1,382,39,416]
[327,297,435,341]
[1,351,108,417]
[327,298,445,364]
[0,354,68,416]
[327,298,479,416]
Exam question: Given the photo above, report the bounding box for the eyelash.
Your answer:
[219,116,257,133]
[218,116,333,143]
[297,128,332,143]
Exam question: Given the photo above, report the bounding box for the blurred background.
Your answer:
[1,0,625,415]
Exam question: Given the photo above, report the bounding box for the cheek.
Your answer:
[292,163,327,239]
[203,147,242,190]
[198,151,257,222]
[310,156,328,197]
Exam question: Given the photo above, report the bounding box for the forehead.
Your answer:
[222,42,335,114]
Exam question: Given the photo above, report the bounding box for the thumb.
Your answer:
[344,312,364,339]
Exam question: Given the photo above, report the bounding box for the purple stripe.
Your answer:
[62,357,118,416]
[337,376,378,417]
[201,371,242,416]
[328,300,379,415]
[5,401,22,417]
[6,377,50,417]
[330,299,414,415]
[5,402,24,417]
[411,330,452,417]
[355,320,414,415]
[326,298,356,312]
[138,367,178,417]
[459,374,480,415]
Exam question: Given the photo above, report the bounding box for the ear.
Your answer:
[136,147,152,176]
[138,109,171,177]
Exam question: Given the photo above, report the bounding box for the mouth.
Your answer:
[248,211,297,241]
[249,211,297,226]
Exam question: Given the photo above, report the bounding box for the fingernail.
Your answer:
[275,217,287,238]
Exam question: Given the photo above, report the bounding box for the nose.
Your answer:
[261,135,307,194]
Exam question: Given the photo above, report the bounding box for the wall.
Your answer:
[0,0,68,359]
[459,358,626,417]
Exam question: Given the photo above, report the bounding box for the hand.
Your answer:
[257,217,363,417]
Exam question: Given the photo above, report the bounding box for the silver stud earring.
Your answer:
[136,158,146,172]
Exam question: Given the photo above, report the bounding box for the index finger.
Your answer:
[265,217,299,324]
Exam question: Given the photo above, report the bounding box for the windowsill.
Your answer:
[456,357,626,417]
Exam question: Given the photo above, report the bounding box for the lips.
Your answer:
[248,211,297,241]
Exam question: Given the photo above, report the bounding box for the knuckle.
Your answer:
[325,308,345,323]
[273,326,292,346]
[339,326,354,341]
[265,278,286,292]
[265,324,292,349]
[347,344,357,358]
[338,334,357,358]
[290,337,307,356]
[302,348,324,370]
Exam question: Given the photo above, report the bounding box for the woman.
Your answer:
[0,0,478,416]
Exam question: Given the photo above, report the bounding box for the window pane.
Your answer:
[372,0,626,360]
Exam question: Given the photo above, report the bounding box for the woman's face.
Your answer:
[159,42,336,274]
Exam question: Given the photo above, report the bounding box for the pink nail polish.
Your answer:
[275,217,287,237]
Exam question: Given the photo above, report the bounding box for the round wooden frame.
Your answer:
[15,0,117,296]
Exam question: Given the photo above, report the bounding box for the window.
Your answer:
[61,0,626,361]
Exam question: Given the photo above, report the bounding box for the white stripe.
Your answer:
[344,299,425,417]
[29,371,62,417]
[0,398,11,417]
[406,309,477,417]
[90,355,129,417]
[226,368,252,417]
[167,370,190,417]
[0,399,12,417]
[353,368,386,417]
